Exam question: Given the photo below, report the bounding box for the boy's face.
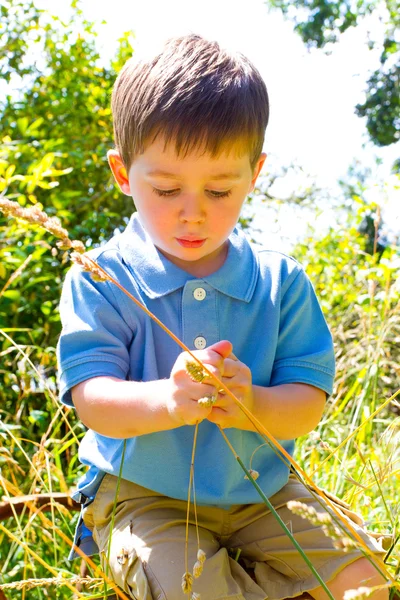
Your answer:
[108,137,267,277]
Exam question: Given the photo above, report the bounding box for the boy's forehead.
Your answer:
[132,135,252,174]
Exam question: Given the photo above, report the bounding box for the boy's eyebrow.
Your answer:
[146,169,243,181]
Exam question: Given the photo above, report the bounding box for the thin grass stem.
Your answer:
[217,426,335,600]
[0,522,84,598]
[310,389,400,478]
[1,476,131,600]
[82,256,396,585]
[104,439,127,599]
[0,328,79,445]
[186,423,199,576]
[369,460,394,528]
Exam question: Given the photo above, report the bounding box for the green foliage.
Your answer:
[356,61,400,147]
[0,0,42,82]
[294,206,400,506]
[269,0,378,47]
[1,0,134,246]
[0,2,399,597]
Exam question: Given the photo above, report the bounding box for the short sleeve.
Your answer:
[270,266,335,396]
[56,265,134,407]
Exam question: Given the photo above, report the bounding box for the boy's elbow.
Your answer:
[305,385,326,431]
[71,377,133,438]
[71,380,94,429]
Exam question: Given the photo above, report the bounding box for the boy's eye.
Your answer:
[152,188,232,198]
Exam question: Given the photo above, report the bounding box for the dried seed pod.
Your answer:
[181,572,193,594]
[191,593,201,600]
[244,469,259,481]
[198,394,217,408]
[185,360,208,383]
[116,548,129,565]
[193,560,203,578]
[197,548,206,564]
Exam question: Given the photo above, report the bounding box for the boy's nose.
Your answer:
[179,195,206,223]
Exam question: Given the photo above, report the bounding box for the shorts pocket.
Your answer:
[96,518,153,600]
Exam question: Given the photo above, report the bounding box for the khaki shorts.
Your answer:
[82,473,386,600]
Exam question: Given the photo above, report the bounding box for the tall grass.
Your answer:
[0,202,398,598]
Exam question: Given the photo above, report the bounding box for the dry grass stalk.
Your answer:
[0,477,131,600]
[287,501,358,551]
[0,198,85,252]
[183,423,203,594]
[1,196,395,586]
[70,251,108,282]
[0,253,33,297]
[0,576,104,591]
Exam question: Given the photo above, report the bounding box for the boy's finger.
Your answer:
[220,358,239,378]
[207,340,232,359]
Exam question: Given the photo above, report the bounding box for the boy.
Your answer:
[57,34,387,599]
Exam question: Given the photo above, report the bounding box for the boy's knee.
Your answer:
[309,557,389,600]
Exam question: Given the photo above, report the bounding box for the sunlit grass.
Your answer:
[0,198,399,598]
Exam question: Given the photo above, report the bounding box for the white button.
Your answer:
[193,287,206,301]
[194,336,207,349]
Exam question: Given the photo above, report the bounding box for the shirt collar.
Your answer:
[119,212,259,302]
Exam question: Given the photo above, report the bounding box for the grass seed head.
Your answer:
[197,549,206,564]
[0,198,86,253]
[70,252,109,282]
[191,594,201,600]
[244,469,260,481]
[116,548,129,565]
[343,586,374,600]
[193,560,203,578]
[182,572,193,594]
[198,394,217,408]
[186,361,208,383]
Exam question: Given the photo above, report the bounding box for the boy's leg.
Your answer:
[224,474,388,600]
[83,473,268,600]
[307,558,388,599]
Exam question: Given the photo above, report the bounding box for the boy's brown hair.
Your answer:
[111,33,269,172]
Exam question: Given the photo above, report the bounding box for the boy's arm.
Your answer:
[245,382,325,439]
[208,262,334,436]
[72,340,233,438]
[72,376,178,438]
[207,356,326,438]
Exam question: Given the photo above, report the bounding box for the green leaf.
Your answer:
[40,300,53,315]
[16,117,29,136]
[1,290,21,300]
[28,410,49,425]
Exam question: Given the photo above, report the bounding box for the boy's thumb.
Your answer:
[208,340,233,359]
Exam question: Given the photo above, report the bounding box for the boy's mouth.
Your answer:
[176,237,206,248]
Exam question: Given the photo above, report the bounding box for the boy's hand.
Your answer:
[167,340,233,426]
[207,353,254,429]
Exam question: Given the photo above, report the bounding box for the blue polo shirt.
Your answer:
[57,212,335,559]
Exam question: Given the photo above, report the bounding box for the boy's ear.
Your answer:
[248,152,267,193]
[107,149,131,196]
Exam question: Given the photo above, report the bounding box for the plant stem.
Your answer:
[218,426,336,600]
[85,256,395,584]
[104,439,127,599]
[186,423,199,575]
